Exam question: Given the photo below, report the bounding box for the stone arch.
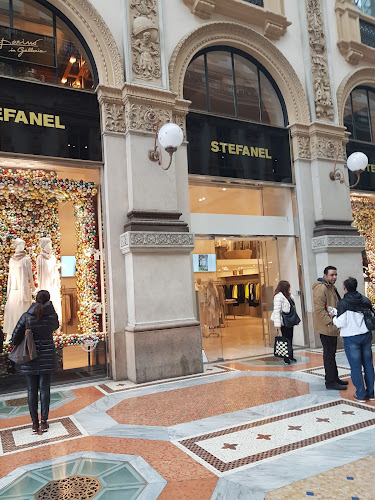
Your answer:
[337,67,375,126]
[169,21,310,126]
[49,0,124,88]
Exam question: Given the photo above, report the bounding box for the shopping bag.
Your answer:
[274,335,292,359]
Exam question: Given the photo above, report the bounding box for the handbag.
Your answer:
[274,335,293,358]
[8,314,37,364]
[282,298,301,328]
[363,308,375,332]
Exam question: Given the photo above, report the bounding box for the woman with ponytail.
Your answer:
[12,290,59,433]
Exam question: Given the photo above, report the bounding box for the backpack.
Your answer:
[363,307,375,332]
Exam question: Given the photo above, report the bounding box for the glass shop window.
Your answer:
[184,55,207,112]
[183,47,287,128]
[352,88,372,143]
[0,0,96,88]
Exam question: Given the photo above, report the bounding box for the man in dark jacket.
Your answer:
[312,265,347,391]
[331,277,374,403]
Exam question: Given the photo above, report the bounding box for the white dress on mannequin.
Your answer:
[4,244,35,341]
[36,240,62,324]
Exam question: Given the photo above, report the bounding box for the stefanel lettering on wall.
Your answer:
[187,112,291,183]
[0,76,102,161]
[211,141,272,159]
[0,108,65,129]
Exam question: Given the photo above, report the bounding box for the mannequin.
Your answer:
[36,237,62,324]
[4,238,35,341]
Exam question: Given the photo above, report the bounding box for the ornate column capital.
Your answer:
[308,123,348,161]
[289,123,311,160]
[122,83,186,134]
[97,85,126,135]
[312,235,365,253]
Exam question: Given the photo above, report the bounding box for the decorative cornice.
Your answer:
[306,0,334,121]
[337,66,375,127]
[312,235,365,252]
[120,231,195,254]
[57,0,124,87]
[183,0,291,40]
[169,22,310,126]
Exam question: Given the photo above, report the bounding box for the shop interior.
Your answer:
[194,237,277,362]
[0,162,107,392]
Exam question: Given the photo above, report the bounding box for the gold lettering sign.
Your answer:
[0,107,65,129]
[0,37,47,58]
[210,141,272,159]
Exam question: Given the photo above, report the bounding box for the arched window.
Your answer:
[0,0,97,88]
[344,87,375,143]
[183,47,287,127]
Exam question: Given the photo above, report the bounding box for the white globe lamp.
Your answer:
[347,152,368,173]
[149,122,184,170]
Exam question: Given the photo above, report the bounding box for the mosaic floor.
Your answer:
[0,347,374,499]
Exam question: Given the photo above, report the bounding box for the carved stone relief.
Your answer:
[130,0,162,84]
[125,104,170,133]
[306,0,334,121]
[310,137,344,160]
[102,101,126,134]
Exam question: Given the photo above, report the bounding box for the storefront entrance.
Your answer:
[194,235,302,362]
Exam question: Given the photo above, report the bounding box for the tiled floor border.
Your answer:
[300,366,351,378]
[177,400,375,473]
[97,366,237,394]
[0,416,85,455]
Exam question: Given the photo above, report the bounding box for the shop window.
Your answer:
[183,47,287,128]
[206,51,235,117]
[234,55,260,123]
[259,71,284,127]
[344,87,375,143]
[0,0,96,88]
[184,55,207,112]
[0,0,9,26]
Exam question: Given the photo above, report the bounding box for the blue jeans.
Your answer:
[344,332,374,400]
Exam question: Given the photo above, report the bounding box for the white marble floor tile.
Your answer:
[12,422,68,447]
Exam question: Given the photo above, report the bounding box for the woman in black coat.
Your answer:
[11,290,59,433]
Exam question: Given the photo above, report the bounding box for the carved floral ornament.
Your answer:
[130,0,161,83]
[120,232,195,254]
[305,0,334,121]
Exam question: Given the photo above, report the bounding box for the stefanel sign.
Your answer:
[0,26,55,67]
[347,141,375,191]
[186,113,292,183]
[0,76,102,161]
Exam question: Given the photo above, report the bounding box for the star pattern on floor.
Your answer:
[257,434,271,440]
[316,418,330,422]
[342,411,355,415]
[288,425,302,431]
[222,443,238,450]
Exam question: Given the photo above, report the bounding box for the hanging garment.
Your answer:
[4,255,34,340]
[237,284,246,304]
[37,253,62,324]
[256,283,260,301]
[232,285,238,299]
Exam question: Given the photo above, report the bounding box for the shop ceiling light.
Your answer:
[149,119,184,171]
[69,56,77,64]
[329,151,368,188]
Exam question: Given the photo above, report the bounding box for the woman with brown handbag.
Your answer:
[11,290,59,433]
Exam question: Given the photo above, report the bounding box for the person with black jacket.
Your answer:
[11,290,59,433]
[330,277,374,403]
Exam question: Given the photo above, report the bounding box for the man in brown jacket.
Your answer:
[312,266,348,391]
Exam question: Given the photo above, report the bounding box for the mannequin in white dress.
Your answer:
[4,238,35,341]
[36,237,62,324]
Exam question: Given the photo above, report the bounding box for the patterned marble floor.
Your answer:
[0,348,374,499]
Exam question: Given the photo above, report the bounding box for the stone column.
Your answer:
[290,123,365,348]
[97,85,129,381]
